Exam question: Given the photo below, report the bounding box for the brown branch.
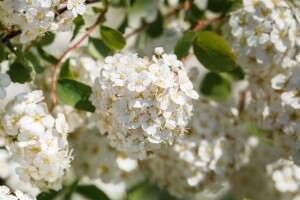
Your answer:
[238,86,249,115]
[50,8,108,112]
[192,14,225,32]
[125,6,183,39]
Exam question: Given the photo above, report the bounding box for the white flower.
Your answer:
[0,185,35,200]
[67,0,86,17]
[55,113,69,134]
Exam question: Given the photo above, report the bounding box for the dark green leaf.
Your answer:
[193,31,236,72]
[39,32,55,46]
[100,25,126,50]
[7,61,32,83]
[118,17,128,34]
[37,190,62,200]
[26,52,45,74]
[174,30,197,59]
[130,0,136,6]
[59,59,75,79]
[200,72,231,100]
[207,0,233,13]
[37,47,58,64]
[76,185,110,200]
[226,66,244,80]
[56,78,95,112]
[101,0,108,8]
[64,179,79,200]
[92,6,104,13]
[146,11,163,38]
[71,15,85,41]
[0,41,5,62]
[88,37,111,59]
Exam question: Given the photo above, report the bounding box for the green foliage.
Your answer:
[71,15,85,41]
[146,11,164,38]
[174,30,197,59]
[26,51,45,74]
[100,25,126,50]
[118,16,128,34]
[200,72,232,100]
[7,61,33,83]
[207,0,234,13]
[56,78,95,112]
[226,66,245,81]
[37,46,58,64]
[76,185,110,200]
[59,59,75,79]
[39,32,56,46]
[88,37,111,59]
[36,190,63,200]
[193,31,237,72]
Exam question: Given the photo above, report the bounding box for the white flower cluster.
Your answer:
[0,90,72,191]
[71,127,145,186]
[147,99,249,198]
[227,0,300,71]
[0,69,11,100]
[226,0,300,165]
[0,0,86,43]
[0,185,35,200]
[231,157,300,200]
[90,47,198,160]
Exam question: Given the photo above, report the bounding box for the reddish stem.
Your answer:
[50,8,108,113]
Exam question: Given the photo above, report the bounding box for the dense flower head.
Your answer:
[226,0,300,72]
[0,185,36,200]
[245,61,300,164]
[231,155,300,200]
[71,127,145,186]
[90,47,199,160]
[0,0,86,43]
[147,98,249,198]
[0,90,72,191]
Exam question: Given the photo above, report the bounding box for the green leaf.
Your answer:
[71,16,85,41]
[76,185,110,200]
[59,59,75,79]
[7,61,32,83]
[56,78,95,112]
[174,30,197,59]
[118,16,128,34]
[88,37,111,59]
[101,0,108,7]
[0,40,5,62]
[26,52,45,74]
[100,25,126,50]
[146,11,163,38]
[193,31,236,72]
[226,66,244,81]
[64,179,79,200]
[37,190,61,200]
[200,72,231,100]
[207,0,233,13]
[37,47,58,64]
[39,32,56,46]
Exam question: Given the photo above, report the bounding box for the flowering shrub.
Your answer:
[1,0,300,199]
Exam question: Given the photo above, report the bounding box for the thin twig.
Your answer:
[192,14,225,32]
[125,6,182,39]
[50,8,108,112]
